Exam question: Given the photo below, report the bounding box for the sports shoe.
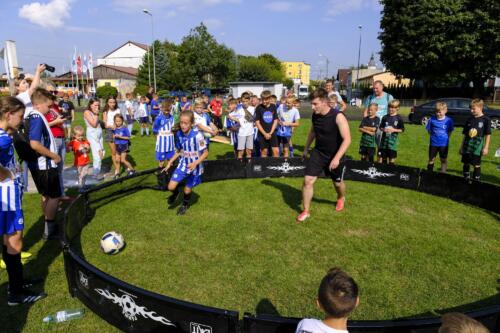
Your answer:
[8,291,47,306]
[296,211,310,223]
[336,198,345,212]
[113,173,120,180]
[7,277,44,292]
[21,252,32,259]
[177,204,189,216]
[127,169,136,176]
[167,192,179,205]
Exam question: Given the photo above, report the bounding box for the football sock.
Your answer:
[140,127,144,136]
[427,163,434,171]
[463,164,470,179]
[473,166,481,181]
[5,251,23,294]
[146,128,149,136]
[183,193,191,206]
[44,220,56,235]
[290,145,294,157]
[368,156,374,163]
[389,161,395,166]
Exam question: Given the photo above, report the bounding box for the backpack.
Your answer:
[12,116,41,162]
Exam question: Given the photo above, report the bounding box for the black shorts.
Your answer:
[305,149,346,183]
[104,129,114,143]
[461,153,481,166]
[378,148,397,159]
[277,136,290,145]
[429,145,448,159]
[29,168,62,198]
[115,143,129,154]
[359,146,376,158]
[259,133,278,150]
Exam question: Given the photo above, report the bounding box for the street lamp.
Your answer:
[355,25,362,97]
[318,53,329,79]
[143,9,157,92]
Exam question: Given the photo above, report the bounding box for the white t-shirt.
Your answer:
[138,103,148,118]
[296,319,348,333]
[124,100,133,114]
[328,91,344,103]
[17,91,34,118]
[233,106,255,137]
[105,109,121,127]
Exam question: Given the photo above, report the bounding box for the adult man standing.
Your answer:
[363,80,393,118]
[297,88,351,222]
[325,79,347,112]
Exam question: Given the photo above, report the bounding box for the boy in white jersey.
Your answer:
[233,96,255,160]
[165,111,209,215]
[296,267,359,333]
[153,99,176,168]
[193,101,218,148]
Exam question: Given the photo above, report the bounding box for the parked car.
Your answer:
[408,98,500,129]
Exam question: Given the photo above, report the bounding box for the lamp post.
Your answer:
[355,25,362,97]
[143,9,157,92]
[318,53,329,79]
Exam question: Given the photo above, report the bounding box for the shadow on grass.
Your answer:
[261,179,336,213]
[256,298,281,316]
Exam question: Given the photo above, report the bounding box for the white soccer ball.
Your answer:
[203,132,213,139]
[100,231,125,255]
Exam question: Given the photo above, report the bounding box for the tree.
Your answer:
[96,85,118,99]
[237,56,274,81]
[379,0,500,97]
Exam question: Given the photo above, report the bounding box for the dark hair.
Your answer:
[31,88,54,104]
[86,98,100,111]
[325,79,334,85]
[162,99,173,112]
[113,114,124,122]
[241,92,251,99]
[103,96,118,112]
[0,96,25,119]
[260,90,272,99]
[309,88,329,101]
[318,267,358,318]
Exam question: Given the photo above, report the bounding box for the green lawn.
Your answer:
[0,110,499,333]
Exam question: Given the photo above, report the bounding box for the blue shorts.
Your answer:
[171,168,202,189]
[140,116,150,124]
[116,143,129,154]
[156,151,175,161]
[0,180,24,235]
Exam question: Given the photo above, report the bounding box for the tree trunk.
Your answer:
[472,77,484,98]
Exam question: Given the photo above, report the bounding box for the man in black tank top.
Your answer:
[297,88,351,222]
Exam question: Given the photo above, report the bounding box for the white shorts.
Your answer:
[237,135,254,151]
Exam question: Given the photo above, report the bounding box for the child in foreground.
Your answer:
[112,114,135,178]
[67,125,91,187]
[426,101,454,172]
[358,103,380,162]
[295,267,359,333]
[164,111,209,216]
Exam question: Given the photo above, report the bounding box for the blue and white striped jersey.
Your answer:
[225,113,238,147]
[175,129,207,176]
[0,129,19,178]
[153,114,175,153]
[27,111,57,170]
[0,178,22,212]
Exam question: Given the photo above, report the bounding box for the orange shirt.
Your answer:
[69,139,90,167]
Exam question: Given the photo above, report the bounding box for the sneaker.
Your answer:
[8,291,47,306]
[113,173,120,180]
[336,198,345,212]
[127,170,136,176]
[296,211,310,223]
[21,252,32,259]
[177,204,189,216]
[167,192,179,205]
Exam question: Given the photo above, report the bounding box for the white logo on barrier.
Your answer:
[78,271,89,289]
[94,288,176,327]
[267,162,305,174]
[253,165,262,172]
[190,322,213,333]
[351,167,395,179]
[400,173,410,181]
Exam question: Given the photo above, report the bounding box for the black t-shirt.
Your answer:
[58,100,75,120]
[255,104,278,133]
[312,108,345,157]
[462,115,491,156]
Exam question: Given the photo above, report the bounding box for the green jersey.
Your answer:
[379,114,405,151]
[462,115,491,156]
[359,116,380,148]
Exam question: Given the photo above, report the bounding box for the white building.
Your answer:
[97,41,148,69]
[229,82,284,99]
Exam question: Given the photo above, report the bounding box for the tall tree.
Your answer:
[237,56,274,81]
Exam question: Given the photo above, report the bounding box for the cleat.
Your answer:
[8,291,47,306]
[177,204,189,216]
[167,192,180,205]
[296,211,310,223]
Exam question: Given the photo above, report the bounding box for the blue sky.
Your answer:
[1,0,384,78]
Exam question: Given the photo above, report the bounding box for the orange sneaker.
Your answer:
[296,211,310,222]
[336,198,345,212]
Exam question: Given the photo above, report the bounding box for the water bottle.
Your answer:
[43,309,84,323]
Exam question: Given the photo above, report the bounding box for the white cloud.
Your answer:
[264,1,310,12]
[325,0,381,17]
[19,0,72,29]
[202,18,223,30]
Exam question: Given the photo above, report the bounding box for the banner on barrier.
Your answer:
[344,160,420,190]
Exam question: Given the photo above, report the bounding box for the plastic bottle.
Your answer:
[43,309,85,323]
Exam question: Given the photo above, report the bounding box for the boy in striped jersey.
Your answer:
[153,99,176,169]
[225,99,239,157]
[165,111,209,215]
[0,97,46,305]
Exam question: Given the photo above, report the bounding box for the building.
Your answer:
[229,82,284,99]
[358,71,411,88]
[282,61,311,85]
[97,41,148,69]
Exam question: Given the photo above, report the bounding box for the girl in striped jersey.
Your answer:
[0,97,46,305]
[153,99,175,169]
[164,111,208,216]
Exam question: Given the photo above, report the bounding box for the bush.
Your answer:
[96,86,118,99]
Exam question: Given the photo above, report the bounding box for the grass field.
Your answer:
[0,108,499,333]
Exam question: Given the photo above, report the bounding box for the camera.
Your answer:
[43,64,55,73]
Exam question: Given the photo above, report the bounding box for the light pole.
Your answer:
[318,53,329,79]
[355,25,362,97]
[143,9,157,92]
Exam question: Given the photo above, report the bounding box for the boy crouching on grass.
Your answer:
[378,99,404,165]
[426,101,454,172]
[295,267,359,333]
[460,99,491,181]
[358,103,380,162]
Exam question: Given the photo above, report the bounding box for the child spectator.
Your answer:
[83,99,104,179]
[209,94,223,130]
[0,96,46,305]
[103,96,121,175]
[58,93,75,139]
[426,101,454,172]
[460,99,491,181]
[295,267,359,333]
[329,95,339,111]
[164,110,209,215]
[378,99,404,165]
[153,99,175,168]
[124,93,135,137]
[180,95,191,112]
[193,101,218,147]
[358,103,380,162]
[277,96,300,157]
[234,97,255,160]
[225,99,239,157]
[138,96,150,137]
[112,114,135,178]
[150,93,160,123]
[45,94,66,196]
[255,90,279,157]
[67,125,91,187]
[270,94,278,106]
[439,312,490,333]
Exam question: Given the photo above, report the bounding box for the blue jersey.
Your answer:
[225,113,238,148]
[153,114,175,154]
[175,129,207,176]
[113,126,130,145]
[150,100,160,116]
[27,111,57,170]
[0,129,23,226]
[0,129,18,178]
[277,107,300,137]
[426,116,454,147]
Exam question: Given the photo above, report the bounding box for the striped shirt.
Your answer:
[0,178,22,212]
[0,129,19,178]
[153,114,175,154]
[175,129,207,176]
[27,110,58,170]
[225,113,238,147]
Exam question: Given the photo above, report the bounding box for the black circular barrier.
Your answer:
[61,158,500,333]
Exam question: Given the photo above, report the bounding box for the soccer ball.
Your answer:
[100,231,125,255]
[203,132,213,139]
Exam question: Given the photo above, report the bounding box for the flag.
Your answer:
[82,54,88,73]
[88,53,94,80]
[77,54,82,75]
[71,48,77,73]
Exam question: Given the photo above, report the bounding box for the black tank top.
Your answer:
[312,108,345,157]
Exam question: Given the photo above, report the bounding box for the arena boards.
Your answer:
[61,158,500,333]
